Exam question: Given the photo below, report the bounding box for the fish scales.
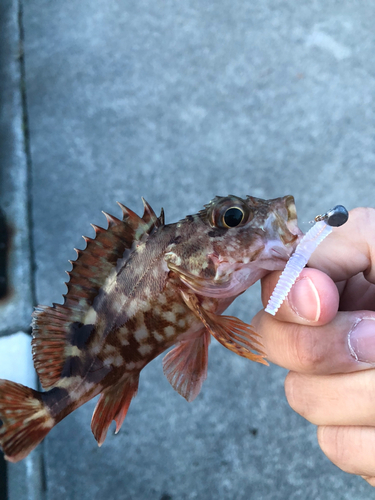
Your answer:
[0,194,303,462]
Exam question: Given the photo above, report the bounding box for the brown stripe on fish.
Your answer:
[60,356,88,378]
[142,309,169,341]
[60,351,111,384]
[41,387,70,419]
[116,330,149,364]
[234,226,260,248]
[134,315,163,348]
[170,235,182,245]
[199,258,217,279]
[248,246,263,263]
[41,378,105,424]
[207,229,226,238]
[177,239,209,260]
[97,316,144,362]
[108,318,157,366]
[94,290,154,338]
[93,286,129,325]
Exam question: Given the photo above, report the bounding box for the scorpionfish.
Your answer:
[0,194,302,462]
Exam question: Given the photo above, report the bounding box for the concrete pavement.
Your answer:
[2,0,375,498]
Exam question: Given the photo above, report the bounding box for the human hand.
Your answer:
[253,207,375,487]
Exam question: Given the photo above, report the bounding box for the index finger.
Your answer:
[308,207,375,283]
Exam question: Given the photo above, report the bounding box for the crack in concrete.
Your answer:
[18,0,37,311]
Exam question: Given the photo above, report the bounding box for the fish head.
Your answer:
[165,194,303,298]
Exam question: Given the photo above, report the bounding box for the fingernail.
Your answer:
[288,277,321,322]
[348,318,375,364]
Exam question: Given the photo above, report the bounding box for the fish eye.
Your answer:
[208,196,251,229]
[223,207,244,228]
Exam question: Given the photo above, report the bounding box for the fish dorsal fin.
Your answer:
[32,200,162,389]
[141,198,164,230]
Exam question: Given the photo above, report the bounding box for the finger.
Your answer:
[308,207,375,284]
[361,476,375,488]
[339,272,375,312]
[285,370,375,426]
[261,267,339,325]
[252,308,375,374]
[317,425,375,479]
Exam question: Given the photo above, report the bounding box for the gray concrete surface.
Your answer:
[2,0,375,498]
[0,2,43,499]
[0,0,33,335]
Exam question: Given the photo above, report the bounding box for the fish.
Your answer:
[0,194,302,462]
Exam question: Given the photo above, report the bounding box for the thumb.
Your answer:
[261,267,339,326]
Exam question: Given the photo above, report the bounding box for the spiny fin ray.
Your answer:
[91,375,139,446]
[32,200,162,389]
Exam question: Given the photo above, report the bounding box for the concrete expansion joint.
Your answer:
[0,1,44,499]
[17,0,37,309]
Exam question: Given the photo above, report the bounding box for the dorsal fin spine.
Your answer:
[32,199,164,389]
[82,236,94,244]
[116,202,141,223]
[102,211,121,227]
[141,197,158,225]
[91,224,104,234]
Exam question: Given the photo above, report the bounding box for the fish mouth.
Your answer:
[263,196,303,243]
[258,195,304,270]
[273,196,302,243]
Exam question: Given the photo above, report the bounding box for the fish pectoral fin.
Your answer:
[91,374,139,447]
[162,329,211,402]
[180,289,268,366]
[207,315,269,365]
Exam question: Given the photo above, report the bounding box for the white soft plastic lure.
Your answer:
[265,205,349,316]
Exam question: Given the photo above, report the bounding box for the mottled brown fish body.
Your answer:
[0,194,302,462]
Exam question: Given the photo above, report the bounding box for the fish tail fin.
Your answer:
[0,379,55,462]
